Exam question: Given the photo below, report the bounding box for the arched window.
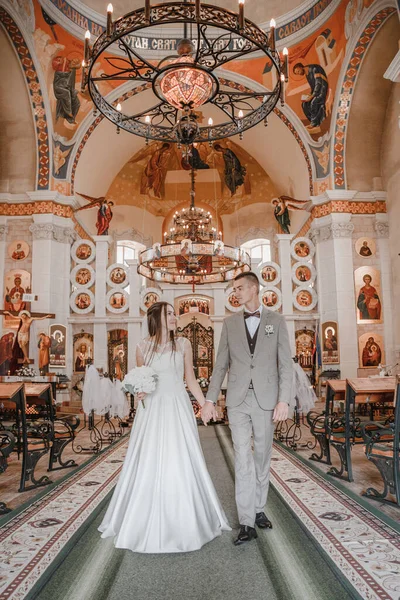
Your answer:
[116,240,145,266]
[241,238,271,265]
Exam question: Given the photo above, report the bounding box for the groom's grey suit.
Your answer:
[206,307,293,527]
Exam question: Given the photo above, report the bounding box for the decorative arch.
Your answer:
[70,80,314,194]
[0,6,50,190]
[332,6,396,189]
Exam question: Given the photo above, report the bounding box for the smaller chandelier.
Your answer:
[138,166,250,286]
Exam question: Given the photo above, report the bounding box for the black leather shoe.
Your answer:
[255,512,273,529]
[233,525,258,546]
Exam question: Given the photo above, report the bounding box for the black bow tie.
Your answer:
[244,311,260,319]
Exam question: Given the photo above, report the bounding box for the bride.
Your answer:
[99,302,230,553]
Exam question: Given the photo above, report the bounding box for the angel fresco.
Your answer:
[271,196,310,234]
[74,194,114,236]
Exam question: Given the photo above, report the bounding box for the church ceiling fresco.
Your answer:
[106,139,277,217]
[1,0,395,198]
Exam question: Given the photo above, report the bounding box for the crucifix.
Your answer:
[0,310,55,365]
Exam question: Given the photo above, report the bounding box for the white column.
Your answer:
[275,234,295,352]
[0,221,8,303]
[93,235,112,317]
[310,214,358,378]
[93,323,108,371]
[212,285,226,352]
[126,258,142,369]
[375,219,395,365]
[29,215,76,368]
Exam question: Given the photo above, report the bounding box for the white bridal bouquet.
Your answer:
[121,366,158,408]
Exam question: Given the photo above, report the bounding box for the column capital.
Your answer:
[93,235,113,244]
[309,221,354,242]
[374,221,389,238]
[29,223,77,243]
[274,233,293,243]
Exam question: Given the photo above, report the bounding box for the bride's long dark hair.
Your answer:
[145,302,177,364]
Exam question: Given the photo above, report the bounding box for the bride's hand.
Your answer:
[136,392,146,402]
[201,402,217,426]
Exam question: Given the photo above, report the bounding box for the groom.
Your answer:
[202,271,293,545]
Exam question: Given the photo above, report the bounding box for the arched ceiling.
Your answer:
[0,28,36,193]
[346,14,400,192]
[79,0,303,25]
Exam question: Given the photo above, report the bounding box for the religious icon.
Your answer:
[38,331,51,373]
[198,366,208,379]
[113,346,125,381]
[322,321,339,364]
[3,310,52,365]
[293,63,329,131]
[74,194,114,236]
[295,329,315,367]
[228,292,240,308]
[359,333,384,368]
[110,267,127,286]
[262,290,278,307]
[295,265,311,282]
[50,324,67,368]
[52,54,81,124]
[296,289,313,307]
[74,342,90,372]
[76,243,92,261]
[4,270,31,326]
[8,241,29,261]
[143,291,159,309]
[294,241,310,258]
[213,143,246,196]
[261,266,277,283]
[75,267,92,286]
[75,292,91,310]
[213,241,225,257]
[109,292,127,309]
[355,237,376,258]
[178,298,210,315]
[355,267,382,323]
[198,345,208,360]
[153,242,162,259]
[180,239,193,256]
[0,331,15,375]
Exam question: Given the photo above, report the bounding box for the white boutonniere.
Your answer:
[265,324,274,336]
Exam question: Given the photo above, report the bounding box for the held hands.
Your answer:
[273,401,289,423]
[201,402,217,426]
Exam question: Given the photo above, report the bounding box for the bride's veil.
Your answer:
[82,364,101,415]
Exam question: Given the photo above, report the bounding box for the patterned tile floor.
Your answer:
[270,444,400,600]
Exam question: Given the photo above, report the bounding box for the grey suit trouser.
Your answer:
[227,389,274,527]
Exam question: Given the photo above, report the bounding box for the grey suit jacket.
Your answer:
[206,308,293,410]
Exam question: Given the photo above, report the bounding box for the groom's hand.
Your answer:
[201,401,217,426]
[273,401,289,423]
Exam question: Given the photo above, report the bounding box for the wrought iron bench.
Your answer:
[360,380,400,506]
[0,429,16,514]
[327,378,395,482]
[307,379,346,465]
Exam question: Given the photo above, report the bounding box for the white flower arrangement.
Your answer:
[121,366,158,408]
[197,377,209,388]
[15,366,37,378]
[265,324,274,336]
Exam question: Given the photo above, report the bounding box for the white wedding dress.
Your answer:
[98,337,230,553]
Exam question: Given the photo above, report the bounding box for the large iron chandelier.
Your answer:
[137,167,251,287]
[81,0,288,146]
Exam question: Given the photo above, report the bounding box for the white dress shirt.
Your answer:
[244,304,263,338]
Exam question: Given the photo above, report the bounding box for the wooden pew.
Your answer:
[327,377,395,482]
[0,383,53,492]
[361,380,400,506]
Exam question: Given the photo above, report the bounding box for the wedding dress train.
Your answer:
[99,337,230,553]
